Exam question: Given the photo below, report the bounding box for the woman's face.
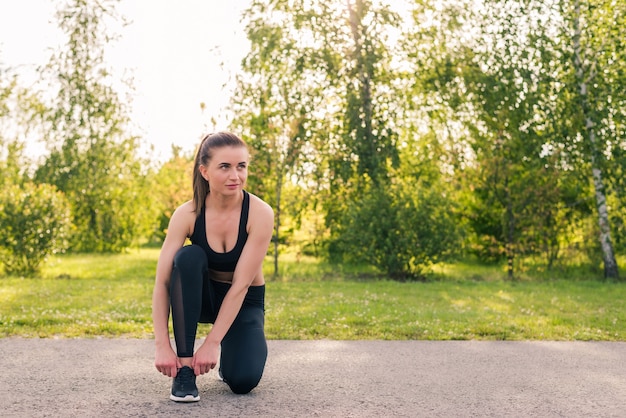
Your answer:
[203,146,249,196]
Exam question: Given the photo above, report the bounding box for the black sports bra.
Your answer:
[189,190,249,272]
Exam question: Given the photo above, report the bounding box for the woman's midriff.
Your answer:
[210,269,234,284]
[209,268,265,286]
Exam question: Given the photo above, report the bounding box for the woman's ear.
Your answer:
[198,164,209,181]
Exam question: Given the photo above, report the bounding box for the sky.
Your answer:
[0,0,251,162]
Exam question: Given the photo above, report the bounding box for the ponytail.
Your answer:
[192,134,211,214]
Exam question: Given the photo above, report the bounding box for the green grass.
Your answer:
[0,249,624,340]
[0,251,157,338]
[267,280,624,340]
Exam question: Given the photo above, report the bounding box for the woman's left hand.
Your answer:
[192,339,220,376]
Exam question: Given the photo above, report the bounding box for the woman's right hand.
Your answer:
[155,344,181,378]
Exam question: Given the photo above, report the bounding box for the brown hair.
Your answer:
[192,131,248,214]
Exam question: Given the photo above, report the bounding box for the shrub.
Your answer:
[0,182,71,276]
[329,182,462,280]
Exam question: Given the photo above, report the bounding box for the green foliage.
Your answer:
[554,0,626,278]
[231,0,623,280]
[5,0,624,282]
[0,183,71,276]
[151,146,194,243]
[0,65,16,119]
[37,139,152,252]
[34,0,150,252]
[340,0,401,185]
[233,0,338,275]
[398,0,624,279]
[329,181,461,279]
[457,1,564,278]
[0,65,32,188]
[0,140,28,188]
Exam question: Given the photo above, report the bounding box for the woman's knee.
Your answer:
[173,245,206,272]
[226,374,262,395]
[221,336,267,394]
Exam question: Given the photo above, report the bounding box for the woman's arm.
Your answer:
[192,196,274,374]
[152,201,194,377]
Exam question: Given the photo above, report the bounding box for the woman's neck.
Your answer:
[205,190,242,211]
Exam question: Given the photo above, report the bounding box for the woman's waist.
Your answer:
[210,278,265,307]
[209,269,264,286]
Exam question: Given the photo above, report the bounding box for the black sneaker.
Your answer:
[170,366,200,402]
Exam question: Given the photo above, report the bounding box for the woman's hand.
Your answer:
[155,344,181,378]
[192,340,220,376]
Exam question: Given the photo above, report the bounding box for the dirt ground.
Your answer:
[1,339,624,417]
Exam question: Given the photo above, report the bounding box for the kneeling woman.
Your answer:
[152,132,274,401]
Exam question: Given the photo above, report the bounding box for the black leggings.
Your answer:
[170,245,267,394]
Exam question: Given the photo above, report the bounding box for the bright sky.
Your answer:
[0,0,251,162]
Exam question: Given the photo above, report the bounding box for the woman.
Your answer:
[152,132,274,401]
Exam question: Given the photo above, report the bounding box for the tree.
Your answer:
[342,0,400,186]
[555,0,625,279]
[232,0,329,276]
[0,61,33,188]
[404,0,594,278]
[320,0,407,274]
[34,0,151,252]
[231,0,464,278]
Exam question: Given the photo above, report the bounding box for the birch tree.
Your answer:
[558,0,625,279]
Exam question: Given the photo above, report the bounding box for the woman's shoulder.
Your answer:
[168,200,197,234]
[247,192,274,219]
[172,200,196,217]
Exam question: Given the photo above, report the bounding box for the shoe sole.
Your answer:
[170,394,200,402]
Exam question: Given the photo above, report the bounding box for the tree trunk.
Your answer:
[273,174,282,279]
[505,178,515,280]
[591,163,619,279]
[572,1,619,279]
[347,0,376,184]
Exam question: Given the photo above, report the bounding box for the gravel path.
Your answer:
[1,339,624,417]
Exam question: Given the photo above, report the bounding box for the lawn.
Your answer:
[0,249,624,340]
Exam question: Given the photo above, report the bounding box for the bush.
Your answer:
[0,182,71,276]
[329,182,462,280]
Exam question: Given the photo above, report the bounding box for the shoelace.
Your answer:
[177,368,195,388]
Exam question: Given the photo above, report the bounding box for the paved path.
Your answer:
[1,339,624,417]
